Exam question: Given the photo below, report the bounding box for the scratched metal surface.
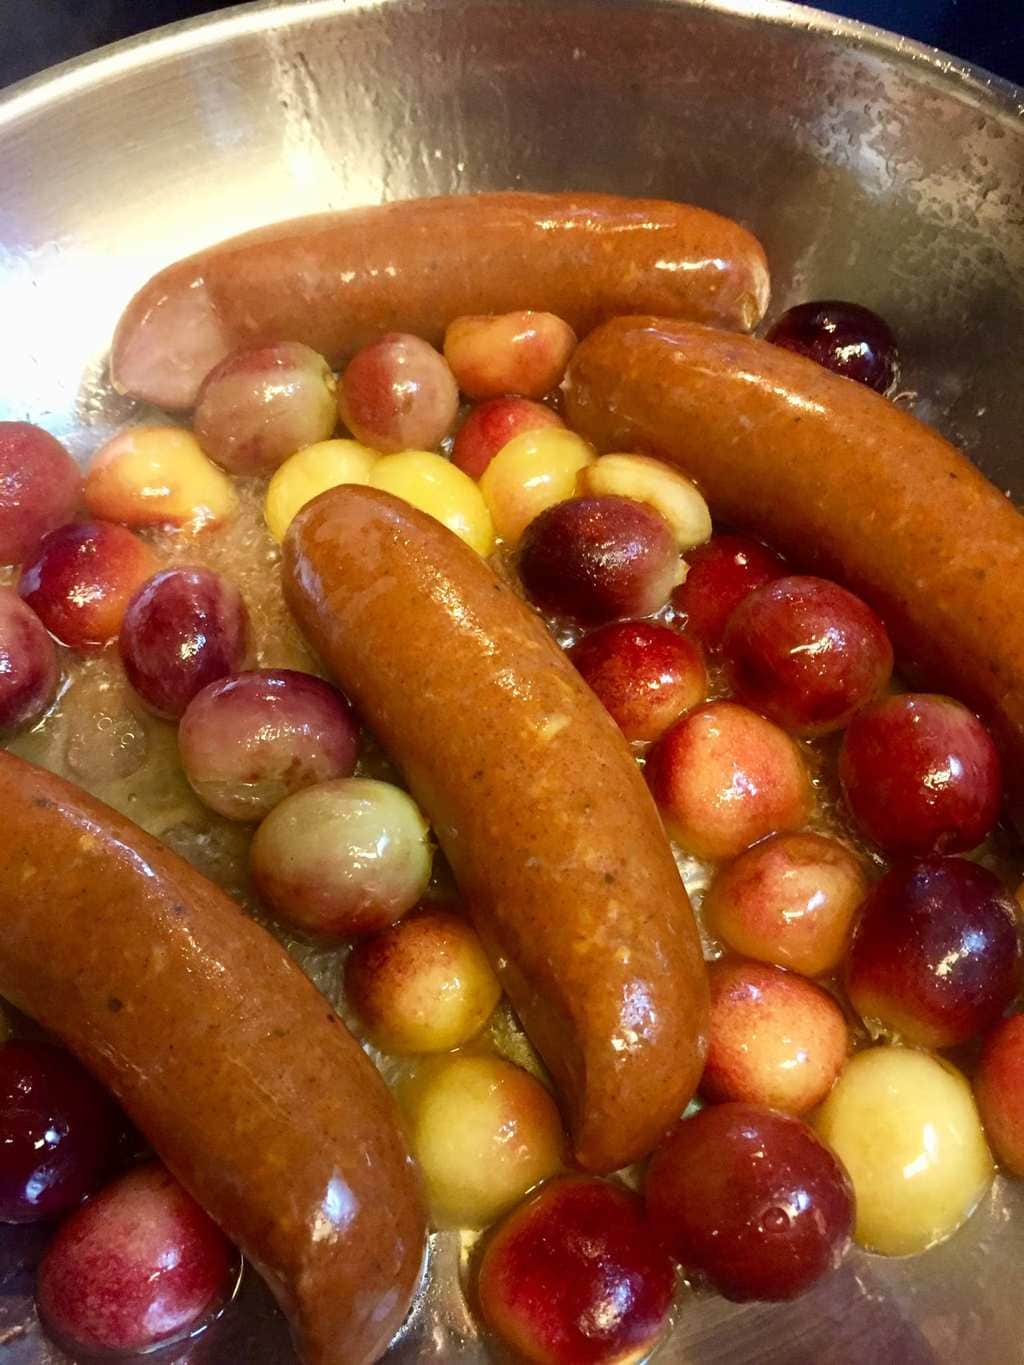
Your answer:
[0,1,1023,1361]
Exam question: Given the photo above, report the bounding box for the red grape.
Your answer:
[0,588,59,731]
[0,1040,118,1223]
[846,856,1020,1049]
[839,693,1001,854]
[766,300,900,393]
[646,1102,853,1300]
[194,342,337,474]
[569,619,706,742]
[444,310,577,401]
[671,533,784,650]
[36,1162,232,1355]
[518,496,681,624]
[451,397,562,480]
[339,333,459,454]
[723,576,893,736]
[704,831,867,977]
[18,521,157,647]
[975,1014,1024,1175]
[179,669,358,820]
[0,423,82,565]
[120,567,248,719]
[646,700,812,859]
[702,959,848,1114]
[479,1176,674,1364]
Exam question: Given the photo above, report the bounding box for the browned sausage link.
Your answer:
[283,486,709,1174]
[564,316,1024,821]
[110,192,770,410]
[0,752,425,1365]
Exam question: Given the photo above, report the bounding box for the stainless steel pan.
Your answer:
[1,1,1022,1360]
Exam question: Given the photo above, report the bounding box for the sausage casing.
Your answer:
[283,485,709,1173]
[110,192,770,409]
[564,316,1024,819]
[0,751,425,1365]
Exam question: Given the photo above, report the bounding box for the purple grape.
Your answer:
[119,567,248,719]
[0,588,59,731]
[0,1040,118,1223]
[179,669,359,820]
[766,301,899,393]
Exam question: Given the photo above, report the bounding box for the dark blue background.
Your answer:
[1,0,1021,90]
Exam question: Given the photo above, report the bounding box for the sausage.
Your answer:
[283,485,709,1174]
[110,192,770,410]
[0,751,425,1365]
[563,316,1024,820]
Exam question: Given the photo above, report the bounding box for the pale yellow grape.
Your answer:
[264,438,378,542]
[370,450,494,556]
[815,1046,992,1255]
[85,426,238,531]
[479,428,595,544]
[407,1054,565,1228]
[577,452,712,550]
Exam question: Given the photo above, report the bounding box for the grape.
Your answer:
[346,908,501,1053]
[36,1162,232,1354]
[704,832,867,977]
[119,567,248,719]
[518,495,681,624]
[0,1040,118,1223]
[179,669,358,820]
[569,619,706,742]
[19,521,157,647]
[0,588,59,732]
[577,453,712,552]
[407,1054,565,1228]
[339,333,458,454]
[0,422,82,565]
[85,426,237,531]
[766,300,900,393]
[478,428,594,545]
[479,1177,674,1365]
[975,1014,1024,1175]
[646,700,812,860]
[451,397,562,480]
[723,575,893,736]
[647,1102,853,1300]
[672,533,785,651]
[816,1047,991,1255]
[443,310,576,401]
[250,777,433,938]
[194,342,337,474]
[702,958,848,1114]
[845,856,1020,1048]
[839,693,1001,854]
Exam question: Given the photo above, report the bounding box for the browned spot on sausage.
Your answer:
[108,996,124,1013]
